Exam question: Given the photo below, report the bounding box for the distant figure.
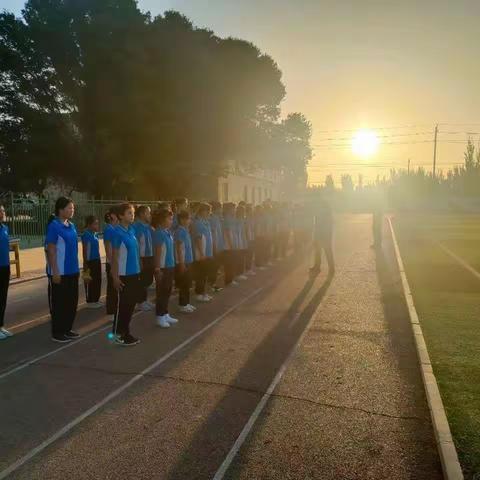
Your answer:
[310,198,335,276]
[371,194,384,249]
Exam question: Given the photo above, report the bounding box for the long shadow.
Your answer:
[166,272,333,480]
[373,224,443,479]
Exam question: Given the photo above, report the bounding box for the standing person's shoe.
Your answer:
[166,314,178,325]
[238,275,248,281]
[155,315,170,328]
[195,294,211,303]
[212,285,223,293]
[116,334,140,346]
[0,327,13,337]
[65,331,81,339]
[179,305,194,313]
[0,330,7,340]
[258,266,267,271]
[246,270,256,276]
[138,301,154,312]
[187,304,197,311]
[51,334,72,343]
[94,301,105,308]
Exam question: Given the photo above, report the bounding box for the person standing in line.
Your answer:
[253,205,267,270]
[133,205,155,312]
[82,215,103,309]
[263,203,274,266]
[235,204,248,281]
[222,203,238,286]
[153,208,178,328]
[172,198,189,230]
[46,197,80,343]
[245,204,256,276]
[310,197,335,276]
[103,208,119,322]
[174,210,196,313]
[192,203,214,302]
[110,203,142,346]
[207,201,224,292]
[0,205,12,340]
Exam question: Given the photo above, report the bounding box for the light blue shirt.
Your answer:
[45,219,79,275]
[153,228,175,268]
[111,225,141,276]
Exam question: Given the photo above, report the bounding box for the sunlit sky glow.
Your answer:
[4,0,480,186]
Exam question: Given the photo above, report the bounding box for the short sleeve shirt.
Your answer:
[111,225,140,276]
[133,221,153,258]
[192,218,213,259]
[208,214,224,252]
[45,219,79,275]
[174,226,193,265]
[0,224,9,267]
[153,228,175,268]
[103,224,116,243]
[81,230,100,261]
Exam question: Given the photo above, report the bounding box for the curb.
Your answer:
[388,217,463,480]
[11,274,46,286]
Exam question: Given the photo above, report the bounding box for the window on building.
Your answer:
[223,183,229,202]
[244,186,248,202]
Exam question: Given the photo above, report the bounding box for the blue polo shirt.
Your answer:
[82,230,100,261]
[153,228,175,268]
[222,215,236,251]
[174,226,193,265]
[111,225,140,276]
[45,219,80,275]
[208,214,224,253]
[103,224,116,243]
[246,217,255,242]
[0,224,10,267]
[133,221,153,258]
[234,218,246,250]
[192,218,213,259]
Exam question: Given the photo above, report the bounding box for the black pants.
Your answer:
[235,249,247,276]
[254,237,265,267]
[223,250,236,285]
[207,254,221,286]
[0,266,10,328]
[113,274,141,337]
[313,237,335,273]
[48,274,79,336]
[139,256,154,303]
[176,265,192,306]
[194,260,209,295]
[246,242,254,271]
[84,259,101,303]
[156,268,174,315]
[105,263,117,315]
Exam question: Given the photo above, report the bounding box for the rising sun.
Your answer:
[352,129,379,158]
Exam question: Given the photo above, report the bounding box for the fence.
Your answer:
[3,196,161,248]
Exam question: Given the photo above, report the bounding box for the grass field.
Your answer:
[393,214,480,480]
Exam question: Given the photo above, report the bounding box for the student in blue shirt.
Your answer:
[153,208,178,328]
[222,202,238,286]
[207,201,224,293]
[0,205,12,340]
[82,215,102,308]
[235,204,248,281]
[192,203,214,303]
[174,210,195,313]
[254,205,267,270]
[103,207,119,320]
[111,203,142,346]
[45,197,80,343]
[171,198,189,231]
[133,205,155,312]
[245,204,256,276]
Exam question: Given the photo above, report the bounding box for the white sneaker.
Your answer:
[166,314,178,324]
[139,301,154,312]
[0,327,13,337]
[259,266,267,271]
[187,304,197,311]
[230,280,239,286]
[238,275,248,281]
[246,270,256,276]
[179,305,194,313]
[0,330,7,340]
[155,315,170,328]
[196,294,210,303]
[204,294,213,301]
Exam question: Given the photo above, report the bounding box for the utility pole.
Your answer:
[433,124,438,178]
[407,158,410,174]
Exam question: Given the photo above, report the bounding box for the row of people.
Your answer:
[0,196,312,343]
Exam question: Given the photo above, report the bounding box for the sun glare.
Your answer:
[352,130,379,158]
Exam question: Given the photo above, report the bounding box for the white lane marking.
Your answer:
[213,275,335,480]
[0,286,265,480]
[9,294,107,332]
[437,242,480,281]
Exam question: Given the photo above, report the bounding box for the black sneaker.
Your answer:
[116,334,140,346]
[65,331,80,339]
[52,335,72,343]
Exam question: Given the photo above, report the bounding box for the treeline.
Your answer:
[0,1,312,198]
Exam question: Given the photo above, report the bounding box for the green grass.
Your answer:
[393,214,480,479]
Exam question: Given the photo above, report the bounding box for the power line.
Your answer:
[315,123,431,134]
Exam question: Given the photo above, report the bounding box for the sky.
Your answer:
[3,0,480,185]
